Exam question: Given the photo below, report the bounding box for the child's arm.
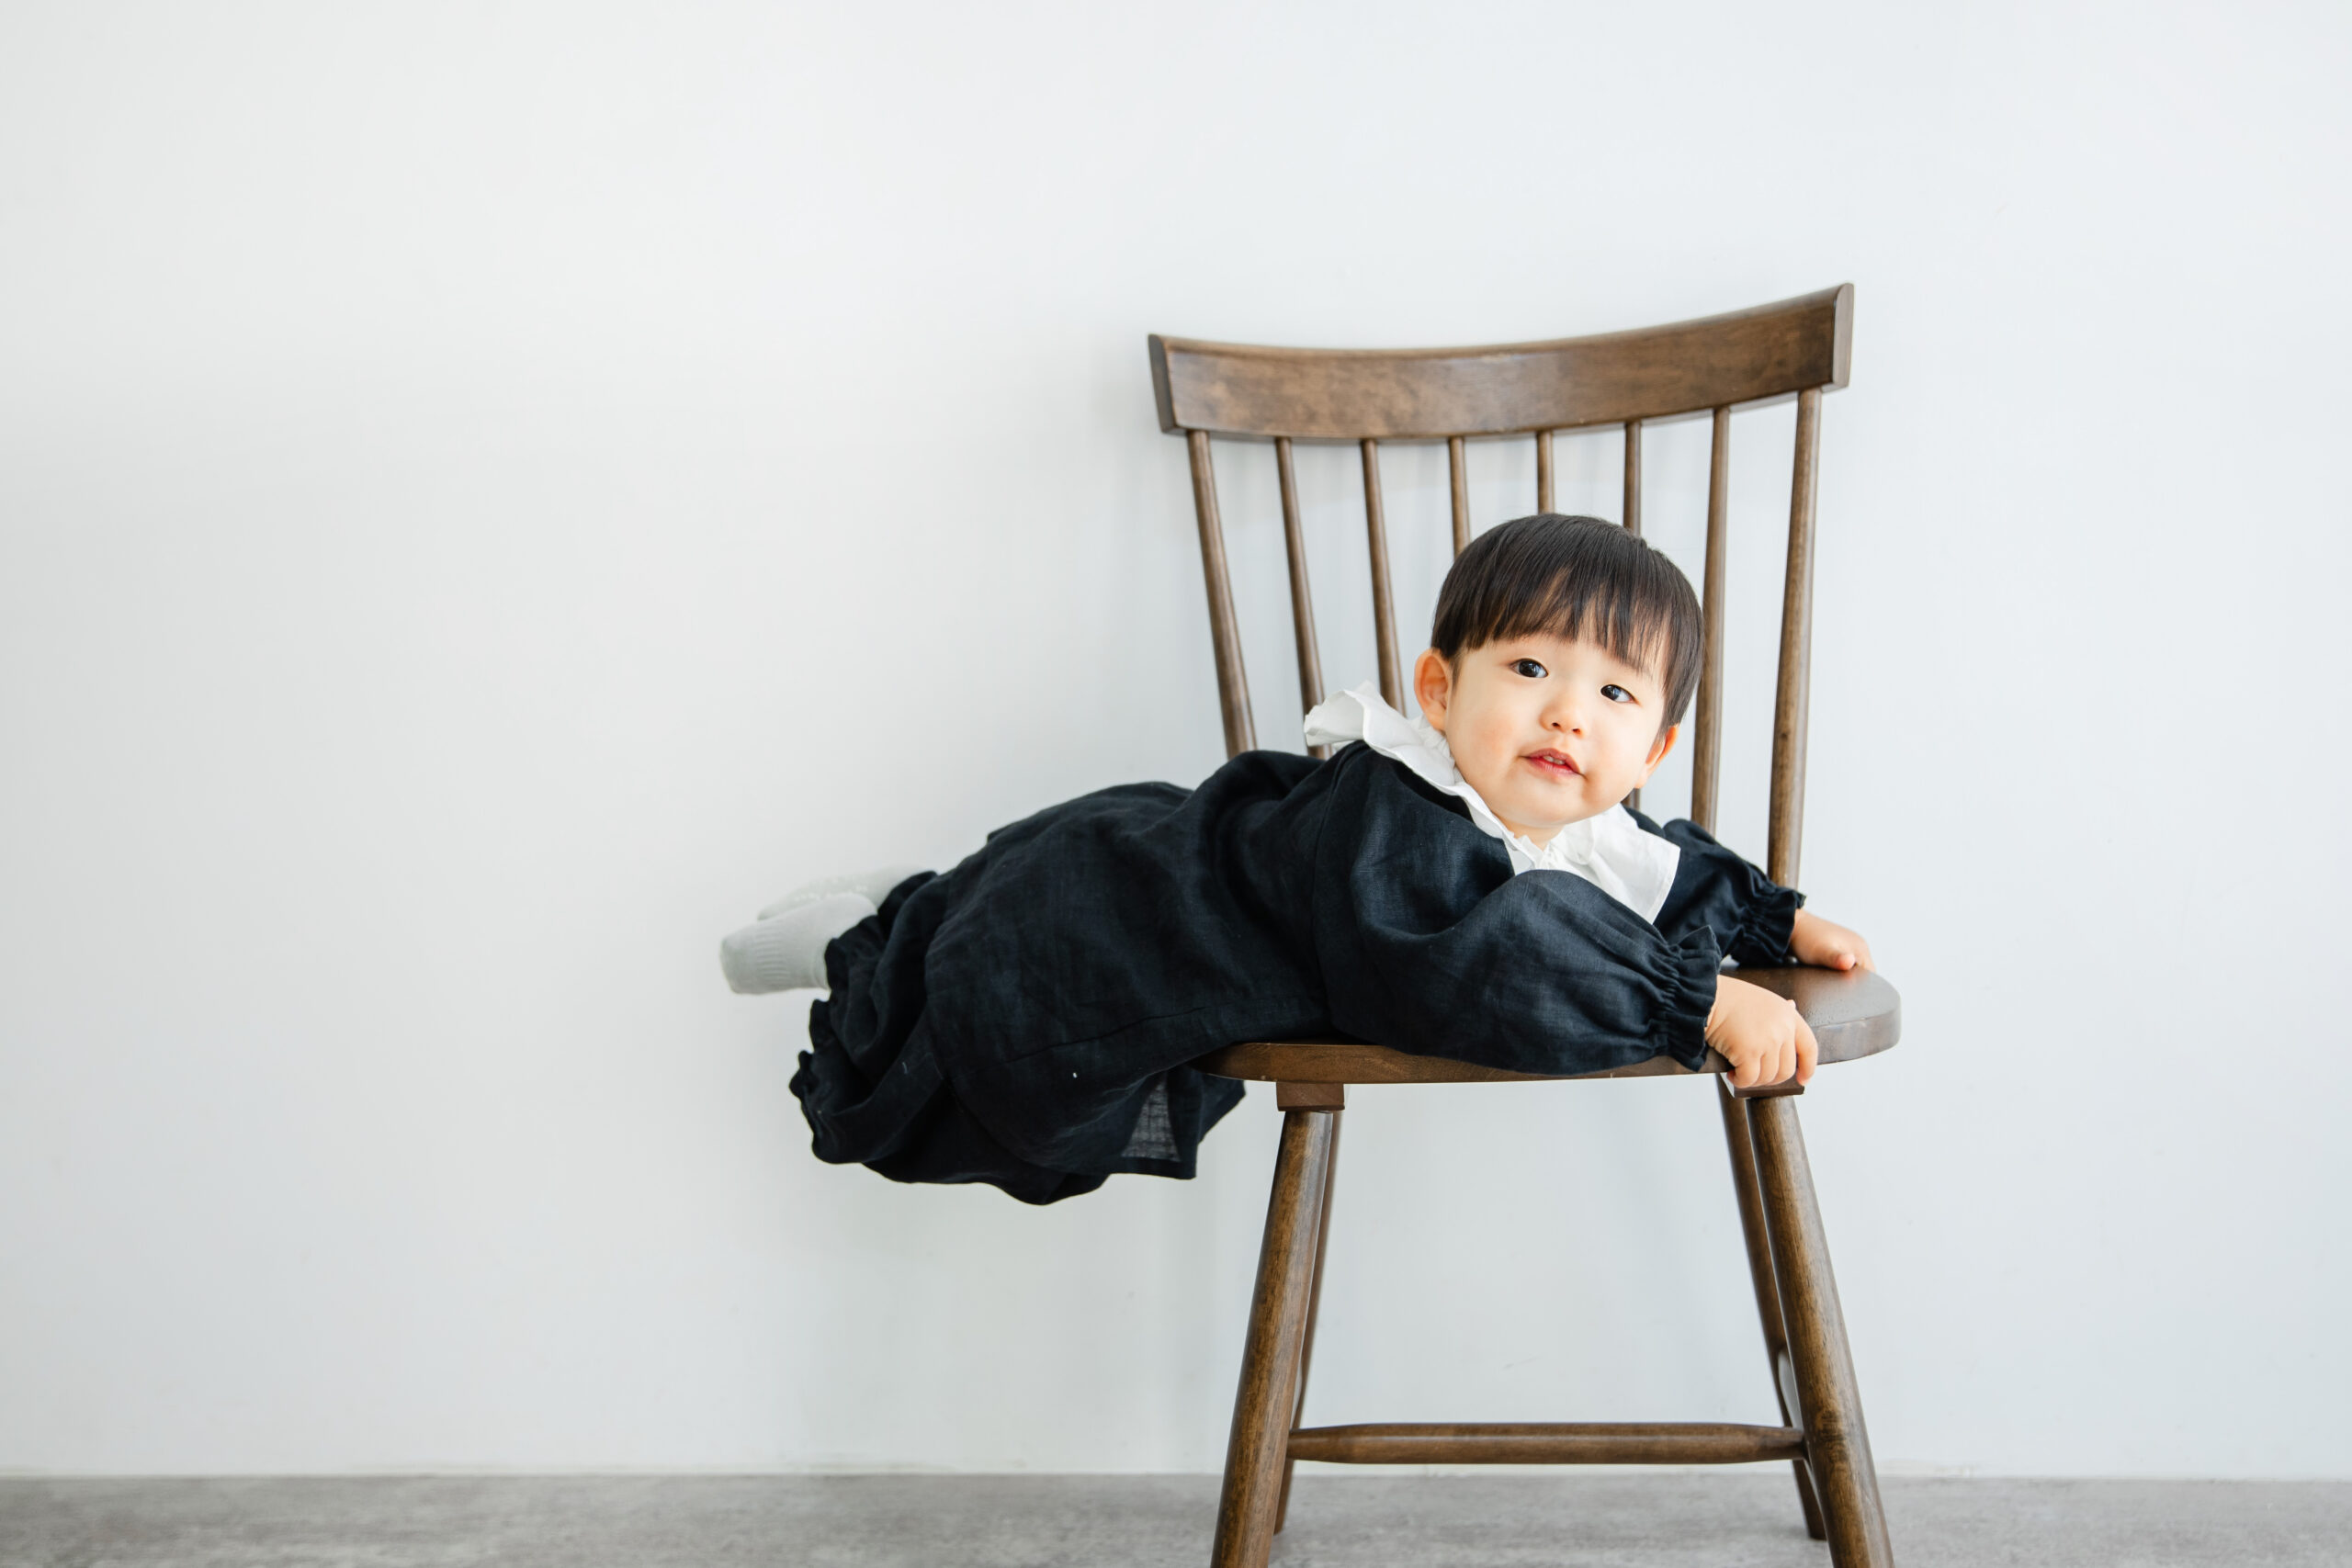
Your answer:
[1634,811,1873,976]
[1638,813,1804,966]
[1790,908,1873,972]
[1310,773,1724,1079]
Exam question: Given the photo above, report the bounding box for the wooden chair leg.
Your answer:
[1272,1108,1340,1535]
[1211,1106,1337,1568]
[1747,1096,1895,1568]
[1717,1079,1830,1540]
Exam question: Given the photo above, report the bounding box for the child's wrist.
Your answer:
[1704,973,1745,1042]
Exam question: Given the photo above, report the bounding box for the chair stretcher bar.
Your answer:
[1285,1421,1807,1465]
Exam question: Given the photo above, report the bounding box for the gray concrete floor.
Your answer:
[1,1473,2344,1567]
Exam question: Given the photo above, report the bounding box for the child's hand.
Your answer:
[1790,908,1873,973]
[1706,975,1817,1089]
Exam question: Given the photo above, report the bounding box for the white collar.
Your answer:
[1303,682,1680,924]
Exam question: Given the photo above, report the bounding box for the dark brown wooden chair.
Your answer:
[1148,284,1900,1568]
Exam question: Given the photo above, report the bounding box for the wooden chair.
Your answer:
[1148,284,1901,1568]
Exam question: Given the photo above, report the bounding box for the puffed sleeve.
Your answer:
[1635,811,1804,968]
[1311,751,1723,1076]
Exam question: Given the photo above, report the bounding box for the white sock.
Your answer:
[718,893,876,995]
[755,864,929,922]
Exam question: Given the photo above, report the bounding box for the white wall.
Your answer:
[2,0,2346,1478]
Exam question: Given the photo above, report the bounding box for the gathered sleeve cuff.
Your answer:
[1729,878,1804,969]
[1636,812,1806,969]
[1651,925,1724,1071]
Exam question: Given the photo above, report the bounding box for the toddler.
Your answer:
[722,514,1871,1204]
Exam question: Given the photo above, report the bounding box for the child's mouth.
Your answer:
[1525,750,1581,779]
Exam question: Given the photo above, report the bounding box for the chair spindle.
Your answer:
[1620,417,1647,816]
[1690,407,1732,834]
[1186,430,1257,759]
[1274,438,1329,758]
[1766,388,1823,886]
[1623,419,1644,536]
[1535,427,1555,513]
[1447,435,1470,557]
[1360,439,1402,708]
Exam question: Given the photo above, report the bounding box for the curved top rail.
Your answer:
[1150,284,1852,441]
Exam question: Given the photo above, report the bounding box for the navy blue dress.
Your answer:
[790,741,1802,1204]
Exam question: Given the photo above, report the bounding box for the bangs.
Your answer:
[1485,568,1680,684]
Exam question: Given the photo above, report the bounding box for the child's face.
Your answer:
[1412,632,1678,844]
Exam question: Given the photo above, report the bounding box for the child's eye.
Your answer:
[1511,660,1548,679]
[1601,683,1633,703]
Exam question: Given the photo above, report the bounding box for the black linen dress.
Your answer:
[789,740,1802,1204]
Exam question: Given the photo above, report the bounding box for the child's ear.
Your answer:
[1638,723,1679,784]
[1411,649,1453,729]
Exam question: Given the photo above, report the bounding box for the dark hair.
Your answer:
[1430,513,1702,732]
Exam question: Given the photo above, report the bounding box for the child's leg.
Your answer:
[756,863,929,921]
[718,893,876,995]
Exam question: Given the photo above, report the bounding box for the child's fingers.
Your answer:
[1777,1003,1809,1084]
[1795,1016,1820,1085]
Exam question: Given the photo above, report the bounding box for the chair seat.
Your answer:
[1194,965,1899,1087]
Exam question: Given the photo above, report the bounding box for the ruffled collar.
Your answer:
[1302,682,1680,924]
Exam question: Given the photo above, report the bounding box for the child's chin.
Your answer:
[1514,782,1594,818]
[1500,798,1600,839]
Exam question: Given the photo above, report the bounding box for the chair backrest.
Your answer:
[1148,284,1852,887]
